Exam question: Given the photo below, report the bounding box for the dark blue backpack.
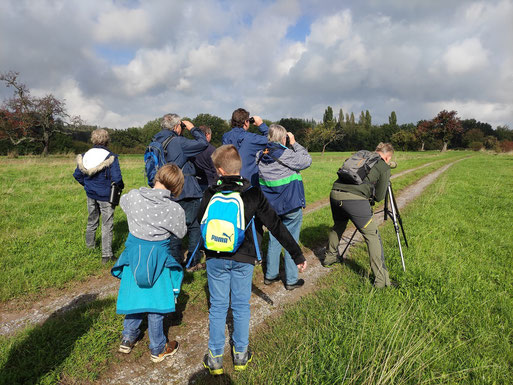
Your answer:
[144,135,175,187]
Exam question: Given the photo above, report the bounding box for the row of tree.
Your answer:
[1,72,513,156]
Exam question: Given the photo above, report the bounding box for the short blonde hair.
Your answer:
[375,142,394,154]
[211,145,241,175]
[154,164,184,197]
[268,124,287,143]
[91,128,110,146]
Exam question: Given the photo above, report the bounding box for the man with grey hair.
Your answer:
[152,113,208,265]
[257,124,312,290]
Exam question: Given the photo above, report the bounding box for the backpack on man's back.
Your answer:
[144,136,175,187]
[337,150,381,185]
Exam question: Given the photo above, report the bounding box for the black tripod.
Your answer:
[339,182,408,271]
[384,182,408,271]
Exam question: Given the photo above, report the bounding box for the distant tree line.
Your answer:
[1,72,512,156]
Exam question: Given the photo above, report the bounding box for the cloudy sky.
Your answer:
[1,0,512,130]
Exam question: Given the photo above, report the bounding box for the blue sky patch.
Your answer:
[94,45,135,66]
[286,15,311,42]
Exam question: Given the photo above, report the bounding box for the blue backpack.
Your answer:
[144,135,175,187]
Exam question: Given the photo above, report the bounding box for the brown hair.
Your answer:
[91,128,110,146]
[375,142,394,154]
[230,108,249,128]
[154,164,184,197]
[211,145,241,175]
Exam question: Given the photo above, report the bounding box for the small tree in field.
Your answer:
[0,71,78,156]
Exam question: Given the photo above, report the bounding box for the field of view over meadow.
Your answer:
[0,150,512,384]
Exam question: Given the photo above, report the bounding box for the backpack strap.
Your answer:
[161,135,175,157]
[257,148,301,172]
[249,217,262,261]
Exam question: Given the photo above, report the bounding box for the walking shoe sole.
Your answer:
[234,353,253,371]
[264,277,280,285]
[202,361,224,375]
[150,345,178,363]
[118,340,138,354]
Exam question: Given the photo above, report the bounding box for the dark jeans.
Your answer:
[169,197,201,265]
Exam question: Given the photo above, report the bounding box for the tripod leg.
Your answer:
[387,185,406,272]
[340,228,358,259]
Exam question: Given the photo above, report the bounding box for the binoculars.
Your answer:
[249,117,255,124]
[180,121,186,130]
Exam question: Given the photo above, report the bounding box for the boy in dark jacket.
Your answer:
[199,145,307,375]
[73,129,124,263]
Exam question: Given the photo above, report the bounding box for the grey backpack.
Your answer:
[337,150,381,184]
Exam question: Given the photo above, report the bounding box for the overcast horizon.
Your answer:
[1,0,512,130]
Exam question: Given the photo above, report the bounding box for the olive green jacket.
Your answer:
[332,158,391,202]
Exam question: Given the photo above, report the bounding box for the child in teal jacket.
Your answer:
[111,164,186,363]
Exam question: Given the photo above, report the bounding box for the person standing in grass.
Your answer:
[199,145,307,375]
[257,124,312,290]
[73,128,124,264]
[111,164,186,363]
[323,142,395,289]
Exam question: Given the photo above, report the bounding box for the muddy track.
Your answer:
[0,158,466,384]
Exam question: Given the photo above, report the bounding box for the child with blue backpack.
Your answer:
[111,164,186,363]
[197,145,307,375]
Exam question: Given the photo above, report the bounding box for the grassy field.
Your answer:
[221,154,513,384]
[0,150,484,384]
[0,151,465,302]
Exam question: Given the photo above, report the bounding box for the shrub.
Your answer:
[499,140,513,153]
[7,149,18,158]
[470,141,483,151]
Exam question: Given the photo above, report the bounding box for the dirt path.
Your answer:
[0,158,465,384]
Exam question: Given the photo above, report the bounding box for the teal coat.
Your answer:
[111,234,184,314]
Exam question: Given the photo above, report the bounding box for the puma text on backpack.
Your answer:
[144,136,175,187]
[337,150,381,184]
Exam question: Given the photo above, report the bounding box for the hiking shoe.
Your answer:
[233,346,253,371]
[150,341,179,363]
[322,258,338,267]
[264,276,281,285]
[203,350,223,375]
[285,279,305,291]
[118,338,137,354]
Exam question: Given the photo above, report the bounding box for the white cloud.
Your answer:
[443,38,489,74]
[94,7,151,44]
[307,10,352,48]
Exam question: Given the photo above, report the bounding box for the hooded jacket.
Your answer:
[197,175,305,266]
[152,128,208,200]
[73,145,124,201]
[222,124,269,186]
[256,141,312,215]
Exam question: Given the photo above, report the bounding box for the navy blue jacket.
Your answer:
[153,128,208,200]
[222,124,268,186]
[73,145,124,201]
[192,142,217,188]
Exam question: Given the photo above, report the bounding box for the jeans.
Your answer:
[265,207,303,285]
[86,197,114,258]
[169,198,201,264]
[122,313,166,356]
[206,258,254,356]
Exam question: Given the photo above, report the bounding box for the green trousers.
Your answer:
[324,190,391,288]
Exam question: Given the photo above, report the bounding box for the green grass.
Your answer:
[224,153,513,384]
[0,152,501,384]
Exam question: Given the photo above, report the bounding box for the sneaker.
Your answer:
[150,341,179,363]
[264,276,281,285]
[203,350,223,375]
[285,279,305,291]
[233,346,253,371]
[118,338,137,354]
